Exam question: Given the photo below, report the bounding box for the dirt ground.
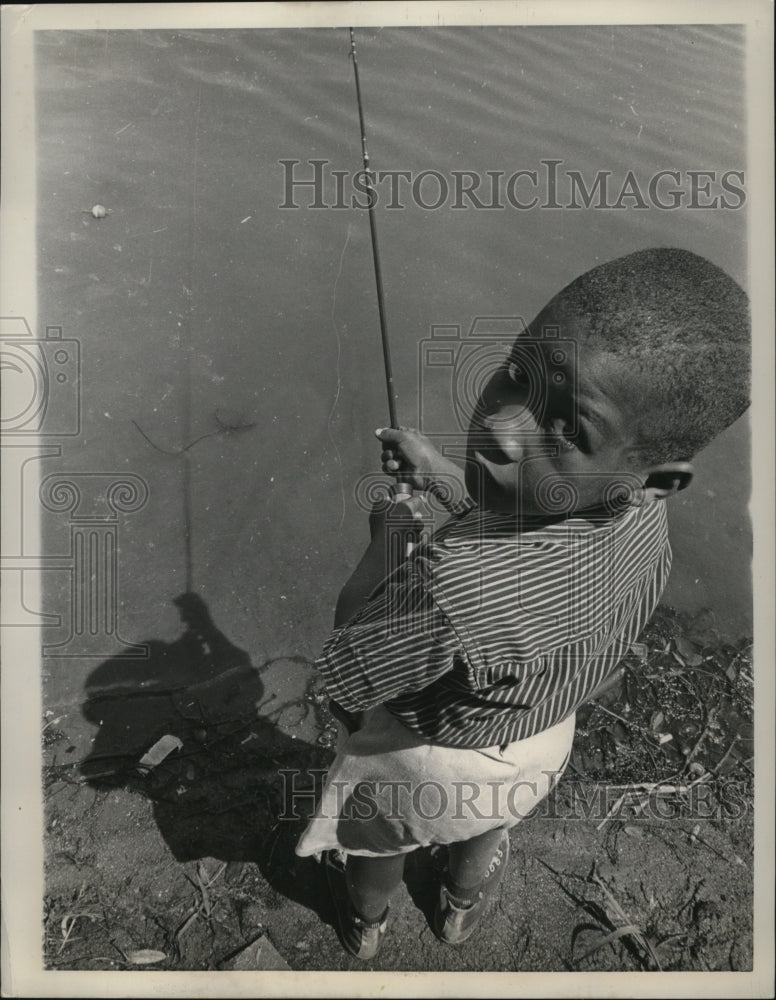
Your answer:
[42,603,753,974]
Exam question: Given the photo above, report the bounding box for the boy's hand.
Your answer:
[375,426,463,492]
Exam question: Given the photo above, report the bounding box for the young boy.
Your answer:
[295,247,750,960]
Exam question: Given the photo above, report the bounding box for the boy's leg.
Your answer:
[324,851,407,960]
[435,828,510,944]
[346,852,407,920]
[446,828,506,901]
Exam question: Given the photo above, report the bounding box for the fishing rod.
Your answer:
[348,27,412,504]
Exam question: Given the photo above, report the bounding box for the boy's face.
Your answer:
[464,306,644,517]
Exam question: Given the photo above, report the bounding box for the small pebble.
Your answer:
[91,204,107,218]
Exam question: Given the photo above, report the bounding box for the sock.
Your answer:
[345,853,406,922]
[446,828,506,904]
[445,878,479,907]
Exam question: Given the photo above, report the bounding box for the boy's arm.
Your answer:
[322,550,460,728]
[327,430,472,731]
[334,497,424,628]
[329,500,436,735]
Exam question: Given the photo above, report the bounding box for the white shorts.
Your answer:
[295,705,575,858]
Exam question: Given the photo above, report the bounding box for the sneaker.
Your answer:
[433,831,510,945]
[322,850,389,961]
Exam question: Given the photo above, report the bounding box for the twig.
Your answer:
[195,862,212,918]
[203,861,227,888]
[682,709,717,771]
[596,792,627,831]
[175,906,200,944]
[690,829,748,870]
[590,702,633,729]
[58,913,98,954]
[605,781,681,793]
[711,735,740,775]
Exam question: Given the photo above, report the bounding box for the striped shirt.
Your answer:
[316,500,671,748]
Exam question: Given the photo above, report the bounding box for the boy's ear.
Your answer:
[643,462,694,499]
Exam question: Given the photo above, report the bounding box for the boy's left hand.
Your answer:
[375,426,462,491]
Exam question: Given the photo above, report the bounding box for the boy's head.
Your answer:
[465,247,750,517]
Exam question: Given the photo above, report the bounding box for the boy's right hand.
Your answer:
[375,426,463,493]
[368,492,427,539]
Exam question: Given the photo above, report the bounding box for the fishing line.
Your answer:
[328,221,354,528]
[132,411,256,456]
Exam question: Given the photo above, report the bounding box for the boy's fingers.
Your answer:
[375,426,417,443]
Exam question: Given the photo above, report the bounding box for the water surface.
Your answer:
[35,26,751,691]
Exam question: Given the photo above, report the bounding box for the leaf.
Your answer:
[127,949,167,965]
[572,923,643,965]
[674,636,698,658]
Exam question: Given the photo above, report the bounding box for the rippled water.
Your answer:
[36,25,750,650]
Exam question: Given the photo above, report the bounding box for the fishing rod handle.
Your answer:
[384,488,427,561]
[391,480,413,501]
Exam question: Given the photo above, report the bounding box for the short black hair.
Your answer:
[549,247,750,464]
